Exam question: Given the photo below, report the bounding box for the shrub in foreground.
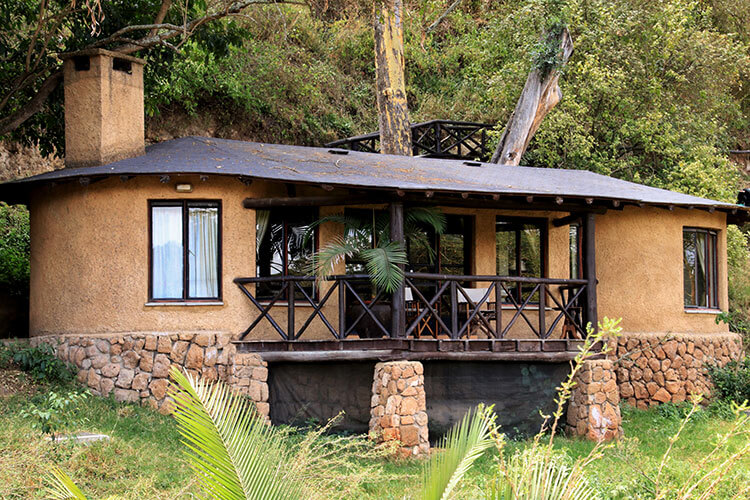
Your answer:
[0,341,76,384]
[707,356,750,404]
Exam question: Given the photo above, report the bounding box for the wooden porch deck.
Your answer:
[234,338,603,362]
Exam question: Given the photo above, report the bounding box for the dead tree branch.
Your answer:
[426,0,462,34]
[491,27,573,165]
[0,71,63,135]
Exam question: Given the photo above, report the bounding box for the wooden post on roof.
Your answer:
[390,201,406,337]
[373,0,412,156]
[583,213,598,333]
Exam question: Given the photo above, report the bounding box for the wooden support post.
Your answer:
[494,282,502,338]
[538,283,546,338]
[390,202,406,337]
[450,281,458,339]
[338,280,346,339]
[583,213,598,333]
[287,283,295,340]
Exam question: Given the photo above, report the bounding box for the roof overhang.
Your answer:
[1,136,747,223]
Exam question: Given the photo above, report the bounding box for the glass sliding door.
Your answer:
[495,217,547,302]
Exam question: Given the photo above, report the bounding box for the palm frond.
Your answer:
[403,224,438,264]
[168,367,302,500]
[302,213,370,246]
[46,467,88,500]
[310,236,362,278]
[420,405,496,500]
[487,447,600,500]
[361,241,407,293]
[406,207,447,234]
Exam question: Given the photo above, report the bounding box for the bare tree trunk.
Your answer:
[373,0,412,156]
[490,28,573,165]
[0,71,62,136]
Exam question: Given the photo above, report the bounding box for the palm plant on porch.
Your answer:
[306,207,447,293]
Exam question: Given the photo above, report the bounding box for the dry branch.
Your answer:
[426,0,462,34]
[490,27,573,166]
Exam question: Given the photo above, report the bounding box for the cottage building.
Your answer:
[1,49,744,450]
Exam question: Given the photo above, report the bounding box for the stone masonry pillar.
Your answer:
[567,359,623,441]
[228,353,270,422]
[370,360,429,457]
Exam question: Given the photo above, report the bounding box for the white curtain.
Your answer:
[189,207,219,298]
[695,232,707,306]
[152,206,183,299]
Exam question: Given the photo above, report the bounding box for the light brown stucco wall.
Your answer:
[596,206,729,334]
[63,52,145,167]
[29,180,730,340]
[30,175,257,336]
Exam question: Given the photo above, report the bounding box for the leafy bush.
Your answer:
[20,389,88,439]
[0,341,76,384]
[0,202,30,297]
[707,357,750,404]
[656,401,704,421]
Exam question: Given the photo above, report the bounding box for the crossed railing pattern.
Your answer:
[403,273,587,340]
[234,273,588,341]
[325,120,493,161]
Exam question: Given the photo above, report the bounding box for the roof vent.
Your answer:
[73,56,90,71]
[328,149,350,155]
[463,161,482,167]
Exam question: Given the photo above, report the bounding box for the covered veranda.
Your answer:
[235,186,604,361]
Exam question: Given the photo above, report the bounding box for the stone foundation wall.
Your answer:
[567,359,622,441]
[370,361,429,457]
[228,353,270,420]
[32,332,237,413]
[614,332,743,408]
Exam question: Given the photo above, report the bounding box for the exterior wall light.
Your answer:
[175,183,193,193]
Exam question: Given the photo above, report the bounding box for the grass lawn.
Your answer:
[1,370,747,499]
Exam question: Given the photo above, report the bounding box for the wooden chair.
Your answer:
[404,287,437,338]
[458,287,493,337]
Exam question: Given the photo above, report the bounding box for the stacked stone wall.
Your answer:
[32,332,236,412]
[567,359,622,441]
[614,332,743,408]
[228,353,270,420]
[370,360,429,457]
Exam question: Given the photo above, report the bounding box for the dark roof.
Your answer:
[0,136,744,215]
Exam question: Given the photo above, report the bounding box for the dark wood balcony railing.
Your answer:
[325,120,493,161]
[234,273,588,342]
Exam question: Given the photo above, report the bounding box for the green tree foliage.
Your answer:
[403,0,748,201]
[0,202,30,296]
[144,10,377,145]
[0,0,257,155]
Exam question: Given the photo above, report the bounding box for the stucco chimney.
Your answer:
[61,48,146,168]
